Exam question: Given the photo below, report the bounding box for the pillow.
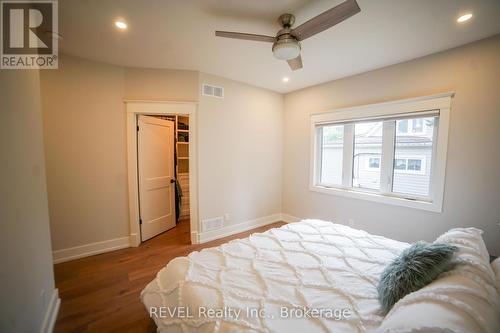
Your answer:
[435,227,490,262]
[378,228,499,333]
[377,241,458,314]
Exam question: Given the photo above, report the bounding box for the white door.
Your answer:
[137,115,176,241]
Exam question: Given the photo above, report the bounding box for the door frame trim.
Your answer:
[125,100,199,245]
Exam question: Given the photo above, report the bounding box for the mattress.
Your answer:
[141,220,500,333]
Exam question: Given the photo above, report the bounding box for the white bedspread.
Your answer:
[141,219,409,332]
[141,220,500,333]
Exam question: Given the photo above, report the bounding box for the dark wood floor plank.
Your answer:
[54,220,285,332]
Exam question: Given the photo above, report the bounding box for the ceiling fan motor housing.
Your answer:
[278,13,295,28]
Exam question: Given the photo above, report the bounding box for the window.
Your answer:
[393,157,425,173]
[397,120,408,134]
[408,159,422,171]
[394,158,406,170]
[319,124,344,186]
[397,118,425,134]
[310,93,452,212]
[412,118,423,133]
[368,157,380,169]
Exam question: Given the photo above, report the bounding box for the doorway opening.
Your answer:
[125,101,199,246]
[137,114,192,241]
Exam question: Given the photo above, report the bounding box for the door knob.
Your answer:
[170,178,175,183]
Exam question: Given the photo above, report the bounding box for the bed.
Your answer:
[141,219,500,333]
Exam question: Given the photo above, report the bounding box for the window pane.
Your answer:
[392,117,435,197]
[412,119,423,133]
[368,157,380,169]
[397,119,408,133]
[407,159,422,171]
[353,121,383,190]
[394,158,406,170]
[320,125,344,185]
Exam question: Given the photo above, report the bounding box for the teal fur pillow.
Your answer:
[377,241,458,314]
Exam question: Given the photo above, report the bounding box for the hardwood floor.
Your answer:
[54,219,285,332]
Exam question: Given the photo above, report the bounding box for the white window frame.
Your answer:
[309,92,453,212]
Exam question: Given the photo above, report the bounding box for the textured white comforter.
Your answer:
[141,220,409,332]
[141,220,500,333]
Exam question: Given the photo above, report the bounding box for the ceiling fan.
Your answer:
[215,0,361,71]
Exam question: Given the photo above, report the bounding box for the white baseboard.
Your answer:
[280,213,301,223]
[53,235,132,264]
[129,233,140,247]
[53,213,303,263]
[198,213,282,243]
[191,231,199,244]
[40,289,60,333]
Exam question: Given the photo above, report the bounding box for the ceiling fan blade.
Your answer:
[291,0,360,41]
[287,55,303,71]
[215,31,275,43]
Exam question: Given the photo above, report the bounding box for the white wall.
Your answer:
[0,70,57,332]
[40,55,283,253]
[40,55,129,251]
[124,67,198,101]
[197,73,283,230]
[282,35,500,255]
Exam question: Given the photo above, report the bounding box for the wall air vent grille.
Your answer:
[202,216,224,232]
[202,84,224,98]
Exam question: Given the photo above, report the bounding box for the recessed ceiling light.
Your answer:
[457,13,473,23]
[115,20,127,30]
[282,77,289,83]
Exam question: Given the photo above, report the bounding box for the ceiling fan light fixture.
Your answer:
[272,39,300,60]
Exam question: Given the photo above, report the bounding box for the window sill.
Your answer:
[310,185,442,213]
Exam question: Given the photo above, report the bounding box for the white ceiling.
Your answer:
[59,0,500,93]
